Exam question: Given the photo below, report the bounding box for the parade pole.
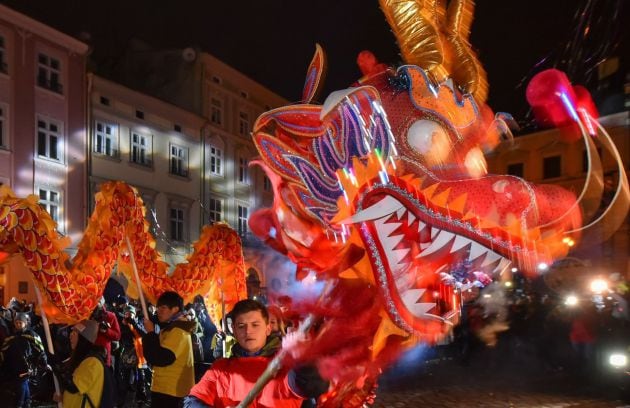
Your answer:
[33,285,63,408]
[125,236,149,320]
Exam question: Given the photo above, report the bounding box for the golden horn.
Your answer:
[446,0,489,102]
[379,0,449,83]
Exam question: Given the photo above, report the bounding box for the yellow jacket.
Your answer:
[144,320,195,397]
[63,356,104,408]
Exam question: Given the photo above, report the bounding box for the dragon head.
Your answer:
[249,1,582,346]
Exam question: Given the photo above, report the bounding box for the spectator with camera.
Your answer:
[91,297,121,368]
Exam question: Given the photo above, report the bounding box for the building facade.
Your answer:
[89,74,207,262]
[0,4,89,304]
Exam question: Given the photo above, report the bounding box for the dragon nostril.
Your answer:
[406,120,450,164]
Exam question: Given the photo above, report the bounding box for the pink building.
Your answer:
[0,4,89,305]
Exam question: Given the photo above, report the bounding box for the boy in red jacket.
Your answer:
[184,299,327,408]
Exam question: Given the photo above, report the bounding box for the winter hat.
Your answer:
[15,312,29,323]
[74,320,99,344]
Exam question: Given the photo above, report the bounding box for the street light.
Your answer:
[564,294,579,306]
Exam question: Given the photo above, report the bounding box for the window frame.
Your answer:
[0,35,7,74]
[238,156,249,184]
[37,187,61,226]
[207,197,223,223]
[237,203,249,237]
[93,120,119,158]
[210,97,223,125]
[36,116,63,162]
[36,52,63,94]
[169,143,189,177]
[130,131,152,167]
[542,155,562,179]
[0,102,7,149]
[238,111,250,136]
[169,206,186,242]
[208,144,223,176]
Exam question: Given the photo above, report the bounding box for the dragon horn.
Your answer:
[445,0,489,102]
[379,0,449,83]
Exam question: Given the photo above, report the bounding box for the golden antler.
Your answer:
[379,0,488,103]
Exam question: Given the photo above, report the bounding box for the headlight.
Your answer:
[564,295,578,306]
[609,353,628,368]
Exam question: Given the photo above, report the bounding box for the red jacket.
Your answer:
[95,310,121,366]
[189,356,304,408]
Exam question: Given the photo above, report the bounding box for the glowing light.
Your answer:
[482,294,491,298]
[589,278,608,294]
[463,147,488,178]
[511,267,518,273]
[557,92,579,122]
[609,353,627,368]
[537,262,548,271]
[504,281,512,288]
[564,295,578,306]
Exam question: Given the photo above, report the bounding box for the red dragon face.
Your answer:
[249,49,582,343]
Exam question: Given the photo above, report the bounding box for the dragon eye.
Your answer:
[406,120,450,163]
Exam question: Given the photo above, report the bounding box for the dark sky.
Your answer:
[1,0,627,118]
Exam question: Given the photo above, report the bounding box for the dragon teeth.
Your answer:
[419,230,454,257]
[345,195,402,224]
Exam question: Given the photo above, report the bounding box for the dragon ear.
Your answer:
[302,44,327,103]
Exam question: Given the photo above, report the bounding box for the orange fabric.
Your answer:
[189,356,303,408]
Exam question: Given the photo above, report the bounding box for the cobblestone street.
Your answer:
[371,334,630,407]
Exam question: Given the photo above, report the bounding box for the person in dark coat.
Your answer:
[0,312,47,408]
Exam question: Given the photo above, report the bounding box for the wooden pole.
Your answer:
[125,236,149,320]
[33,285,63,408]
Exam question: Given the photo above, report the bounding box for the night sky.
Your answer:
[1,0,627,119]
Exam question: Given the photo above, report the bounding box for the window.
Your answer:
[238,156,249,184]
[18,281,28,294]
[263,175,272,192]
[37,53,62,94]
[506,163,524,178]
[211,98,223,125]
[0,104,6,148]
[209,145,223,176]
[240,91,249,99]
[0,35,7,74]
[237,204,249,236]
[135,110,144,119]
[131,132,152,166]
[100,96,110,106]
[212,75,222,84]
[239,111,250,136]
[38,188,60,223]
[37,118,62,161]
[208,197,222,223]
[543,155,561,179]
[169,207,185,241]
[170,144,188,177]
[94,121,118,157]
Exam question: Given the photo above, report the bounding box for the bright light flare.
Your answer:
[609,353,628,368]
[589,278,608,294]
[564,295,578,306]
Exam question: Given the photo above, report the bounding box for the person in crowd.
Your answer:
[184,299,328,408]
[118,304,150,406]
[267,305,286,338]
[210,314,235,360]
[53,319,114,408]
[0,312,47,408]
[91,298,121,368]
[192,299,217,363]
[142,291,195,407]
